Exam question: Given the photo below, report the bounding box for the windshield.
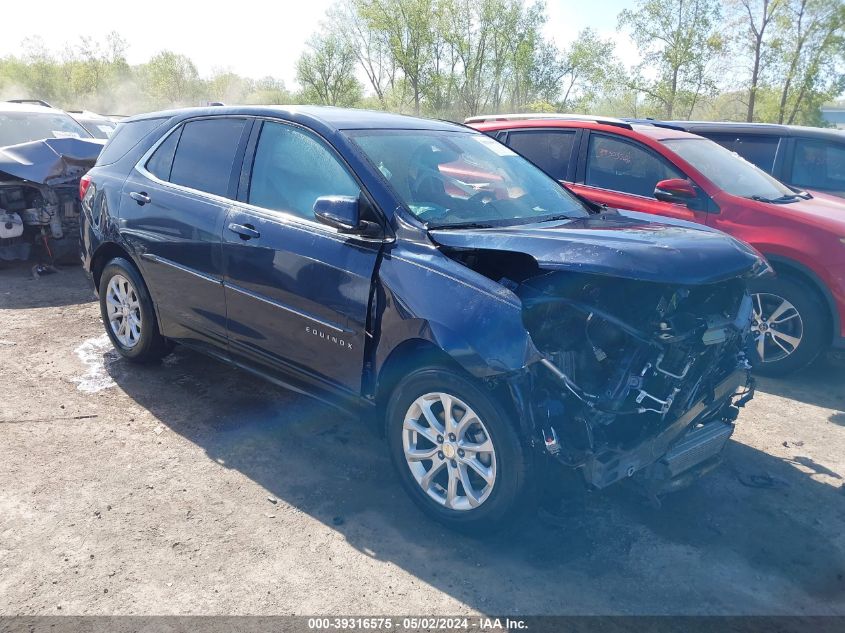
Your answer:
[347,129,589,227]
[0,110,93,147]
[663,137,797,202]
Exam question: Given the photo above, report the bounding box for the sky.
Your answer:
[0,0,639,88]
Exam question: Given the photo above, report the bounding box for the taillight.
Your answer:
[79,173,92,200]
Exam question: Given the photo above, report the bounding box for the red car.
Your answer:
[467,114,845,375]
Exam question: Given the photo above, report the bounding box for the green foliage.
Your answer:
[619,0,725,119]
[767,0,845,124]
[296,33,364,106]
[0,1,841,124]
[138,51,201,107]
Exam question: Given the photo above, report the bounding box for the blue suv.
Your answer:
[81,106,765,530]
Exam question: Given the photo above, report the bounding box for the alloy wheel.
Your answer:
[106,274,142,349]
[751,292,804,364]
[402,392,497,511]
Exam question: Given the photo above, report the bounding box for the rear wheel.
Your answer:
[749,275,827,376]
[99,257,172,363]
[386,366,530,532]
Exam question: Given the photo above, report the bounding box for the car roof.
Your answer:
[470,116,702,141]
[0,101,62,114]
[664,120,845,140]
[125,105,470,133]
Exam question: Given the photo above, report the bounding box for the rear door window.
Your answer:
[585,133,683,198]
[506,130,577,181]
[791,139,845,193]
[169,118,247,198]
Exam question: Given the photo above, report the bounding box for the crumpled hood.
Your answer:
[0,137,105,185]
[429,210,767,285]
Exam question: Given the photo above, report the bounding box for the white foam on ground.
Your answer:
[73,334,118,393]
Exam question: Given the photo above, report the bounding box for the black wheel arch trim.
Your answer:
[763,253,839,346]
[91,241,168,338]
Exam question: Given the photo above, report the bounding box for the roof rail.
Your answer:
[6,98,54,108]
[464,113,633,129]
[623,118,688,131]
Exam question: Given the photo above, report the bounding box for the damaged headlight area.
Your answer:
[516,270,755,494]
[0,180,80,264]
[0,134,102,266]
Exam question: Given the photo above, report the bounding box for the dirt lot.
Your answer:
[1,262,844,616]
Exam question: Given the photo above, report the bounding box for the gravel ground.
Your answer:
[1,262,844,616]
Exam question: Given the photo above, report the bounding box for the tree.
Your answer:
[769,0,845,124]
[727,0,784,121]
[556,28,625,111]
[207,70,252,104]
[244,76,293,105]
[17,37,62,103]
[63,32,130,109]
[296,33,363,106]
[357,0,437,114]
[330,0,398,108]
[619,0,724,119]
[139,51,201,107]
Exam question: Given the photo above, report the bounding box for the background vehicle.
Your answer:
[80,105,762,530]
[66,110,119,139]
[0,101,102,265]
[470,114,845,376]
[657,121,845,199]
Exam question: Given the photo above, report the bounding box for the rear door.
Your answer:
[568,131,711,224]
[222,119,383,394]
[120,116,251,347]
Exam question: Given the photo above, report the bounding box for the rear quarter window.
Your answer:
[704,133,780,173]
[146,126,182,182]
[95,117,169,166]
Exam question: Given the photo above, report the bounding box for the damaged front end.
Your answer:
[433,216,763,498]
[0,137,102,266]
[516,270,755,495]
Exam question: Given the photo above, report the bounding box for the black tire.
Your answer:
[98,257,172,363]
[385,366,531,532]
[748,274,827,377]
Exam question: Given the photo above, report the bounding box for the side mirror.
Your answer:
[314,195,360,232]
[313,195,386,240]
[654,178,697,205]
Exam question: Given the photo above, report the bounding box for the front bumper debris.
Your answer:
[580,368,749,490]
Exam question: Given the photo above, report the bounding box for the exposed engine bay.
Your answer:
[0,135,102,268]
[445,247,756,494]
[0,180,81,265]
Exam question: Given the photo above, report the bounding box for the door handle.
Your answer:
[228,222,260,240]
[129,191,151,205]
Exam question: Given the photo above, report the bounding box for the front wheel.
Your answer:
[385,366,530,532]
[748,275,827,376]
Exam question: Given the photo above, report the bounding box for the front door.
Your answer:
[570,131,710,225]
[222,120,382,394]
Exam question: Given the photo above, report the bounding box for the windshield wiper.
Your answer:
[536,214,576,223]
[749,194,802,204]
[429,221,495,230]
